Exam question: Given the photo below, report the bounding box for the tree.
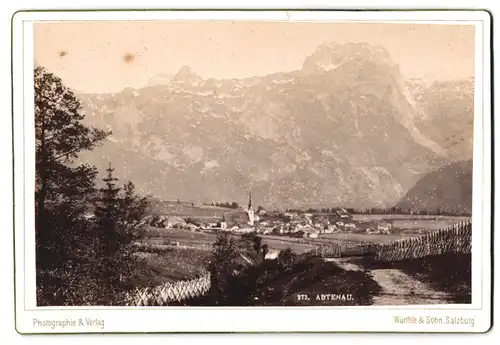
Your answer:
[277,248,296,272]
[35,66,109,219]
[34,66,109,305]
[93,164,120,300]
[240,232,266,260]
[93,164,149,304]
[261,244,269,261]
[186,217,200,227]
[208,232,239,305]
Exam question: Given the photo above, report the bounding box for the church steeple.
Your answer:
[246,191,255,226]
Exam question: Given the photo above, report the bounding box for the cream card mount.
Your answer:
[11,9,492,334]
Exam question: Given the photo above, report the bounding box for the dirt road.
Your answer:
[325,257,450,305]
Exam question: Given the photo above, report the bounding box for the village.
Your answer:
[140,193,394,239]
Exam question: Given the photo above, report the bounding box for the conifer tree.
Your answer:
[94,163,121,295]
[209,232,239,305]
[35,66,109,220]
[93,163,149,304]
[35,66,109,305]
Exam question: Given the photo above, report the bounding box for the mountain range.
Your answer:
[396,160,473,214]
[76,42,474,210]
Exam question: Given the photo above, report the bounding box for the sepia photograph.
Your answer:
[12,10,492,333]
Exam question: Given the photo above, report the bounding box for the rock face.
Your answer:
[77,42,473,210]
[396,160,473,214]
[408,78,474,162]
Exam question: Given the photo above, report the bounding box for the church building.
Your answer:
[246,192,255,226]
[222,192,259,229]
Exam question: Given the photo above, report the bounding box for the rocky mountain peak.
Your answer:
[147,73,174,87]
[302,41,396,74]
[171,65,203,85]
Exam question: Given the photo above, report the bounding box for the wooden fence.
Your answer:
[341,243,376,257]
[124,271,211,306]
[309,243,342,258]
[370,220,472,262]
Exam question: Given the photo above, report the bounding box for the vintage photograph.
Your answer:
[32,20,475,309]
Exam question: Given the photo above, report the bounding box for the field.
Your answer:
[132,246,212,287]
[352,214,469,231]
[143,226,217,249]
[320,232,413,245]
[137,227,316,283]
[147,199,229,223]
[142,227,315,254]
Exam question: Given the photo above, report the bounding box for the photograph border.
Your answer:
[11,9,494,334]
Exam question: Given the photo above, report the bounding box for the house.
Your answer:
[219,214,228,230]
[336,221,345,227]
[186,223,199,231]
[295,223,305,230]
[303,224,314,231]
[324,225,337,234]
[167,216,186,228]
[265,249,280,260]
[378,223,392,234]
[237,227,255,234]
[309,232,319,239]
[345,223,356,230]
[336,208,351,219]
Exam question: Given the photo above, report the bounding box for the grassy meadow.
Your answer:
[131,247,212,287]
[132,211,470,287]
[352,214,469,232]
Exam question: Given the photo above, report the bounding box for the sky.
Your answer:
[34,21,475,94]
